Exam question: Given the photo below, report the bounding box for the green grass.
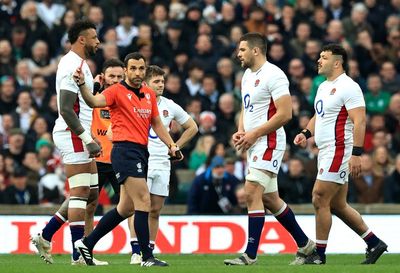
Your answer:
[0,254,399,273]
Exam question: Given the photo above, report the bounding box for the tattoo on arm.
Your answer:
[60,89,85,135]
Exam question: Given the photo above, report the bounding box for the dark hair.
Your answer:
[68,20,96,44]
[321,44,348,71]
[145,65,165,82]
[102,58,124,73]
[239,32,267,55]
[123,52,145,67]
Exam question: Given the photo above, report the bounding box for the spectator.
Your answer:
[115,11,138,48]
[11,25,29,61]
[372,146,395,177]
[0,76,17,114]
[364,74,391,114]
[87,5,108,42]
[216,93,237,146]
[353,30,380,78]
[216,57,235,94]
[384,154,400,203]
[184,60,204,97]
[213,2,236,38]
[2,166,38,205]
[352,153,385,204]
[379,61,400,94]
[302,39,321,77]
[287,58,306,94]
[50,9,77,53]
[290,21,312,58]
[27,40,57,77]
[342,3,373,46]
[232,183,247,214]
[197,74,220,112]
[325,0,350,21]
[163,73,189,108]
[347,59,367,92]
[151,3,168,35]
[30,74,51,114]
[187,156,239,214]
[11,91,38,134]
[15,59,32,90]
[3,128,28,166]
[36,0,66,30]
[310,6,328,40]
[0,39,16,76]
[244,6,267,36]
[279,157,312,204]
[0,113,15,149]
[188,134,215,171]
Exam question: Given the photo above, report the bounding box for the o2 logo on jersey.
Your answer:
[273,160,278,168]
[243,94,254,112]
[315,99,325,117]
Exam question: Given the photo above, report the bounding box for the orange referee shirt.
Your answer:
[102,81,159,146]
[91,107,112,163]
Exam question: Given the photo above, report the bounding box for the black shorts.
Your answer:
[96,161,120,194]
[111,141,149,184]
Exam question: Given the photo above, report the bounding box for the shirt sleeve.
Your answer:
[170,100,190,125]
[268,69,290,101]
[58,70,79,93]
[343,82,366,110]
[102,85,116,107]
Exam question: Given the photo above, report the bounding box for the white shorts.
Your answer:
[147,169,170,197]
[247,143,284,174]
[317,146,351,184]
[53,130,91,164]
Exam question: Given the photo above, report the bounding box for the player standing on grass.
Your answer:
[73,52,183,267]
[128,65,198,265]
[223,32,315,266]
[30,58,124,265]
[30,20,108,265]
[294,44,387,265]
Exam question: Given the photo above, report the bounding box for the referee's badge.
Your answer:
[145,93,151,100]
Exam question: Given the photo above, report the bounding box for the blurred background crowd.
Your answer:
[0,0,399,213]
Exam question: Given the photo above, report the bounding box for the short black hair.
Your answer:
[239,32,267,55]
[68,20,96,44]
[124,52,145,67]
[102,58,124,73]
[145,65,165,82]
[321,44,348,71]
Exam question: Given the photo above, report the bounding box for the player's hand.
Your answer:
[73,68,85,87]
[232,131,245,147]
[293,133,307,148]
[235,131,257,152]
[86,141,101,158]
[349,155,361,178]
[169,144,184,162]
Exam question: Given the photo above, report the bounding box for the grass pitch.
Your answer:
[0,254,399,273]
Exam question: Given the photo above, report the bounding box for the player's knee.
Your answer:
[149,208,161,220]
[311,192,324,209]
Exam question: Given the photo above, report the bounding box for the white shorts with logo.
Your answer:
[317,145,351,184]
[147,169,170,197]
[247,142,284,174]
[53,130,91,164]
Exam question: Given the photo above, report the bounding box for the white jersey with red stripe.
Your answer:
[241,61,290,151]
[148,96,190,170]
[53,51,94,133]
[314,73,365,151]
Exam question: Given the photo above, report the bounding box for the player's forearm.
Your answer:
[253,110,291,138]
[306,115,316,135]
[237,108,244,132]
[176,119,198,149]
[60,90,85,135]
[353,115,366,147]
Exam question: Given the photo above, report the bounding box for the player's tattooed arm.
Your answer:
[59,89,85,136]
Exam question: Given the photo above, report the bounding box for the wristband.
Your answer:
[78,130,93,145]
[352,146,363,156]
[300,129,312,139]
[77,81,85,87]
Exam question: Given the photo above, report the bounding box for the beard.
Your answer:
[84,45,97,58]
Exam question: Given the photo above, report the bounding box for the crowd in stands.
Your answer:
[0,0,399,211]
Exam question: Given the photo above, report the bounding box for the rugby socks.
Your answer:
[316,240,327,261]
[42,212,66,242]
[361,229,380,249]
[134,210,152,261]
[244,210,265,259]
[130,238,141,255]
[84,208,125,250]
[70,222,85,261]
[273,203,308,247]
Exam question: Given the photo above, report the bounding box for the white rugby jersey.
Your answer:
[314,73,365,150]
[53,51,93,133]
[148,96,190,170]
[241,61,290,152]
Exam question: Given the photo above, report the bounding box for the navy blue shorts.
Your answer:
[111,141,149,184]
[96,161,120,194]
